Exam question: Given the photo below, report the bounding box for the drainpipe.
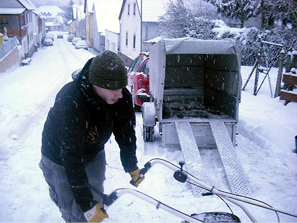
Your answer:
[140,0,142,52]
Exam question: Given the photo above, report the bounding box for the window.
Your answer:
[128,57,143,73]
[0,15,8,24]
[125,32,128,46]
[133,34,136,49]
[133,3,136,15]
[127,4,130,15]
[20,14,26,26]
[139,60,150,75]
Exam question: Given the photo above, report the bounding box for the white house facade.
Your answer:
[119,0,168,66]
[119,0,142,64]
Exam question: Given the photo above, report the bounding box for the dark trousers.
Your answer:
[39,150,106,222]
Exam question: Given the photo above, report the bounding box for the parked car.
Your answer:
[67,34,75,42]
[72,37,81,45]
[127,52,150,111]
[45,33,54,41]
[57,34,63,39]
[43,37,53,46]
[75,40,88,50]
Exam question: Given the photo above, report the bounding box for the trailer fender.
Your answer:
[142,102,155,127]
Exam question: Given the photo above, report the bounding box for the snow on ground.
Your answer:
[0,36,297,223]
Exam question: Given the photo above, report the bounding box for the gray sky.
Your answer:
[31,0,81,7]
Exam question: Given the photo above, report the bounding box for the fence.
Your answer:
[0,36,19,61]
[242,41,285,98]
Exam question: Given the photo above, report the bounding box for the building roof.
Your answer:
[93,0,122,34]
[45,22,60,27]
[72,4,85,20]
[0,0,37,14]
[0,8,25,14]
[85,0,101,13]
[18,0,36,11]
[37,6,64,17]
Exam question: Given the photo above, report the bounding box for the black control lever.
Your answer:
[173,161,187,183]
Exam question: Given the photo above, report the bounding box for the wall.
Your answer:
[0,46,19,74]
[105,29,119,53]
[119,0,141,61]
[142,22,158,43]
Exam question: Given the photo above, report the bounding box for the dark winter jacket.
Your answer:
[41,58,138,212]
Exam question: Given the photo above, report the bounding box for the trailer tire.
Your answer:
[134,104,141,112]
[143,125,154,141]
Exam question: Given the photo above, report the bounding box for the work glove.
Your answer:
[129,168,145,187]
[84,204,109,223]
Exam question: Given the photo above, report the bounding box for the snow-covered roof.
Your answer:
[72,4,85,21]
[45,22,60,27]
[18,0,36,11]
[85,0,107,13]
[56,16,64,24]
[85,0,96,13]
[0,8,25,14]
[93,0,121,34]
[37,6,64,17]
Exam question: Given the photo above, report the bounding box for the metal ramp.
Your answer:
[175,121,250,197]
[175,122,209,196]
[209,120,250,196]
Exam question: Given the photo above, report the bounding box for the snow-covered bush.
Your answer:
[158,0,297,66]
[211,22,297,65]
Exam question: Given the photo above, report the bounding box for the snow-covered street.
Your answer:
[0,36,297,223]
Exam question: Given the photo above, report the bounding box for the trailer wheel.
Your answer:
[143,125,154,141]
[134,104,141,112]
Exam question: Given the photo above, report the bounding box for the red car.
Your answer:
[127,53,150,111]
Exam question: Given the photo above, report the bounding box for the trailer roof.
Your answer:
[161,37,240,55]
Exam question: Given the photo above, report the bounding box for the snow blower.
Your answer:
[86,158,297,223]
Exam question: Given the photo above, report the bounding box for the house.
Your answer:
[71,4,85,38]
[105,29,120,53]
[84,0,122,53]
[0,0,45,59]
[84,0,95,47]
[92,0,122,53]
[37,6,65,31]
[118,0,168,66]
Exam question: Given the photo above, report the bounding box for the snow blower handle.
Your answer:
[130,162,152,186]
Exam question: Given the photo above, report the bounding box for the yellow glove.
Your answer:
[129,168,145,187]
[84,204,109,223]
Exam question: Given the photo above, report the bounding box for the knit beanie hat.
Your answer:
[89,50,127,90]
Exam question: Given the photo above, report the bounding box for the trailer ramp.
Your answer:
[209,120,250,196]
[175,121,250,197]
[175,121,209,196]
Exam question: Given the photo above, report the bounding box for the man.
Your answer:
[39,51,144,222]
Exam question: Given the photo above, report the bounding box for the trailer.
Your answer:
[141,38,250,197]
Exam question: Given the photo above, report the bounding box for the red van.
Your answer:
[127,53,150,111]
